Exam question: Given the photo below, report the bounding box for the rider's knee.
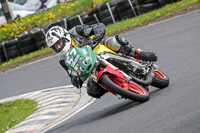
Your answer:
[103,35,129,52]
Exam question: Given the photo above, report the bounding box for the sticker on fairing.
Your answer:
[65,48,77,65]
[85,56,90,61]
[74,66,78,71]
[71,54,80,67]
[77,70,81,75]
[72,70,77,76]
[82,49,88,55]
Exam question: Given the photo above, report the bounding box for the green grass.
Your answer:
[0,0,199,71]
[0,99,37,133]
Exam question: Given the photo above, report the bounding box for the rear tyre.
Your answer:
[151,70,169,88]
[100,74,150,102]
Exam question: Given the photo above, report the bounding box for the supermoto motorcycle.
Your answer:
[64,44,169,102]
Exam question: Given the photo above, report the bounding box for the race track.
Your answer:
[1,10,200,133]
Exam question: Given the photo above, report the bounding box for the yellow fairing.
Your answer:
[93,45,117,54]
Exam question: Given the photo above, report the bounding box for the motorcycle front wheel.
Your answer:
[100,74,150,102]
[151,70,169,89]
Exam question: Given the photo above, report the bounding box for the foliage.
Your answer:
[0,99,37,133]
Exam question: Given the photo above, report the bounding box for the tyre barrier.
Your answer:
[98,1,121,25]
[30,28,46,49]
[83,14,100,25]
[17,31,38,54]
[136,2,161,15]
[67,12,88,30]
[0,39,22,62]
[0,0,182,64]
[117,0,137,20]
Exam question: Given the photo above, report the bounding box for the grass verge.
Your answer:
[0,99,37,133]
[0,0,200,72]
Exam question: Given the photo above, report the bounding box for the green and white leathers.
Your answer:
[64,45,97,81]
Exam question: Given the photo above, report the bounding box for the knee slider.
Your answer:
[115,35,129,46]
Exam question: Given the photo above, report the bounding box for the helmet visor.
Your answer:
[51,38,71,53]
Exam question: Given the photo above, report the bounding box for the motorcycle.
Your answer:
[64,43,169,102]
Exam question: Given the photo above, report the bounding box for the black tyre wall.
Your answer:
[158,0,173,6]
[68,12,88,29]
[30,28,46,49]
[136,0,159,5]
[0,42,7,62]
[98,1,118,13]
[100,14,121,25]
[116,0,137,20]
[99,6,121,25]
[83,14,100,25]
[0,39,23,62]
[88,6,99,15]
[42,24,51,34]
[0,43,4,58]
[136,3,161,15]
[48,17,69,29]
[4,39,22,60]
[17,32,37,54]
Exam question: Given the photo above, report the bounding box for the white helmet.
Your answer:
[45,25,72,55]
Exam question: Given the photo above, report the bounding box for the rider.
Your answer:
[45,23,157,97]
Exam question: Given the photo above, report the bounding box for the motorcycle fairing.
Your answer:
[64,45,97,81]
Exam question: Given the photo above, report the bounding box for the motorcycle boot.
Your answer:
[128,48,158,62]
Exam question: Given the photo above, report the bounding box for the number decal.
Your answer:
[66,48,77,65]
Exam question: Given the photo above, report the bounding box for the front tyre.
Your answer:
[151,70,169,89]
[100,74,150,102]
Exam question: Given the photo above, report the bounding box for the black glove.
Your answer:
[93,33,104,43]
[139,52,158,62]
[71,77,83,88]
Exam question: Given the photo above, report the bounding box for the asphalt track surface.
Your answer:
[1,10,200,133]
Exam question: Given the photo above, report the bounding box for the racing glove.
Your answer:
[71,77,83,88]
[93,33,104,43]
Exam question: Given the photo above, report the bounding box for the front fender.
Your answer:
[97,65,125,82]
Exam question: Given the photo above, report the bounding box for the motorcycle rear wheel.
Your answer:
[151,70,169,89]
[100,74,150,102]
